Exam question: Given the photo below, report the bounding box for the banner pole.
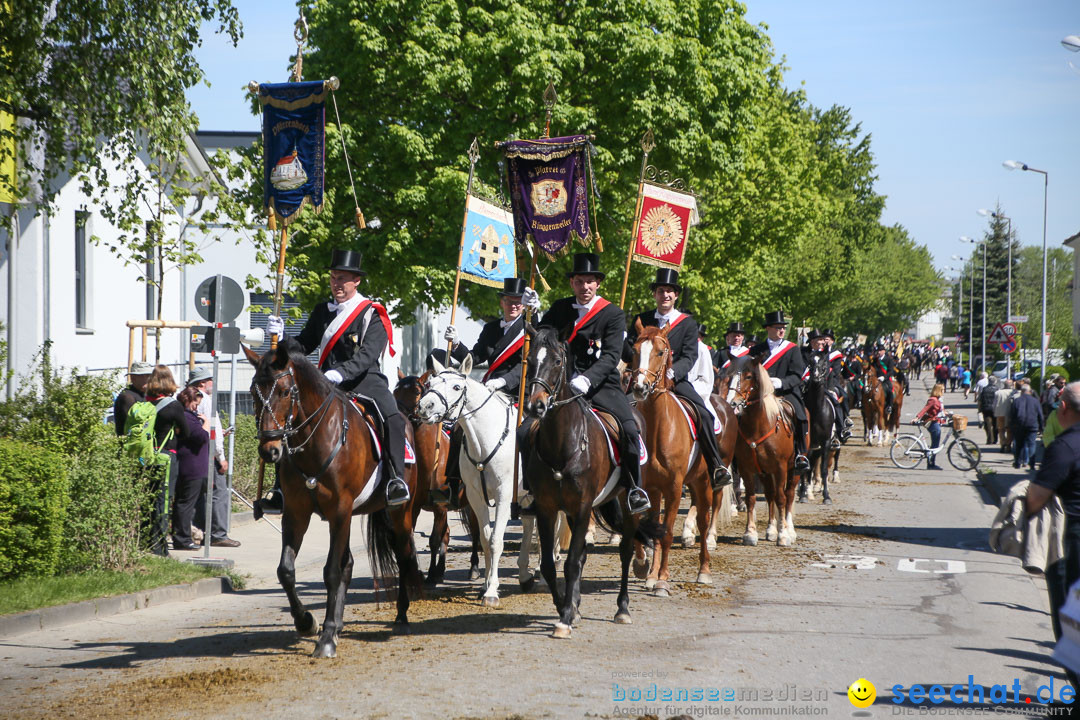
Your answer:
[258,222,289,508]
[619,129,655,309]
[511,247,537,516]
[447,138,481,357]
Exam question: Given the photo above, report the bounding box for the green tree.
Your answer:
[1014,245,1073,354]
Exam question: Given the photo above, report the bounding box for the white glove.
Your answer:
[878,376,885,382]
[443,325,459,346]
[770,377,782,390]
[570,375,591,394]
[266,315,285,338]
[522,287,541,312]
[666,368,675,380]
[324,369,344,385]
[485,377,507,391]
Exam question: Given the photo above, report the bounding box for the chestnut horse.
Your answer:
[523,325,663,637]
[629,324,733,590]
[245,340,423,658]
[393,372,481,585]
[885,377,905,438]
[725,358,800,547]
[861,373,887,446]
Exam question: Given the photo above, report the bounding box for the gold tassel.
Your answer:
[594,231,603,253]
[355,208,366,230]
[536,269,551,291]
[268,213,277,231]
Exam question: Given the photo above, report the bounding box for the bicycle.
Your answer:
[889,414,982,471]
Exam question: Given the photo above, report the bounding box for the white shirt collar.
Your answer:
[571,295,602,317]
[767,337,784,351]
[654,308,680,327]
[500,317,518,331]
[328,292,365,314]
[729,344,743,353]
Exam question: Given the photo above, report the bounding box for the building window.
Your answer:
[75,211,87,328]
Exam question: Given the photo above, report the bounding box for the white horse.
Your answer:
[418,356,552,606]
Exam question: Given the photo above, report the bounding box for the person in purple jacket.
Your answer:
[172,386,209,551]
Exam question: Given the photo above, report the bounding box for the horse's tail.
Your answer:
[366,508,399,590]
[457,508,474,543]
[716,484,735,531]
[594,500,666,548]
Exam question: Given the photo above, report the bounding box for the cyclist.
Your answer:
[914,383,947,470]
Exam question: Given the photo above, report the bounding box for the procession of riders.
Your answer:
[256,248,917,520]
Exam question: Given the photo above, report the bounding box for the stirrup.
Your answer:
[711,465,732,490]
[385,477,410,508]
[255,489,283,518]
[627,487,651,515]
[795,454,810,470]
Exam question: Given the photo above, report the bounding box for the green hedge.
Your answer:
[228,414,261,505]
[0,438,69,580]
[1028,365,1069,390]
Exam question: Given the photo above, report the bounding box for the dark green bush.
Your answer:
[0,438,69,580]
[227,413,261,504]
[1027,365,1069,390]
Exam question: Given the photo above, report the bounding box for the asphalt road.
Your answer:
[0,378,1067,720]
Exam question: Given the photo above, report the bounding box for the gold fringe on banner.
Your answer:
[267,195,322,227]
[459,273,505,289]
[631,253,682,271]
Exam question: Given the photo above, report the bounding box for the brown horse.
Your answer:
[245,340,423,658]
[725,358,800,546]
[393,372,481,585]
[885,377,904,439]
[629,324,733,590]
[861,373,887,446]
[523,325,663,638]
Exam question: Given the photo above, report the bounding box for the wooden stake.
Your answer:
[447,138,481,357]
[619,130,655,309]
[259,222,290,505]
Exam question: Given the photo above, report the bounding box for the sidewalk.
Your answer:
[0,502,442,639]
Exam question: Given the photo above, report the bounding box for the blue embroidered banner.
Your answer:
[257,80,328,226]
[459,195,516,288]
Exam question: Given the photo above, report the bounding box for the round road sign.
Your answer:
[194,275,245,324]
[1001,339,1017,354]
[1002,322,1017,337]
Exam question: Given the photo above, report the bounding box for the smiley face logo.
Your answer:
[848,678,876,708]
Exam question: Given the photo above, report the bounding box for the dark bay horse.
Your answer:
[245,340,423,658]
[393,372,481,585]
[523,325,663,637]
[861,372,887,446]
[801,352,837,505]
[629,323,733,590]
[725,358,800,546]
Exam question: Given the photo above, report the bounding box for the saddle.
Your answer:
[347,394,415,466]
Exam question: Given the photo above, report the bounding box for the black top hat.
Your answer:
[498,277,527,297]
[806,329,822,342]
[821,328,836,340]
[566,252,605,280]
[725,321,746,335]
[697,323,707,337]
[648,268,682,292]
[762,309,788,327]
[327,249,366,276]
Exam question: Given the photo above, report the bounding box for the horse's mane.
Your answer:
[753,362,781,426]
[256,338,333,395]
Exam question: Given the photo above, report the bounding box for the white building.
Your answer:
[906,286,951,342]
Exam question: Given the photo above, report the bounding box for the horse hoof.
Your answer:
[706,540,717,552]
[644,578,657,590]
[765,530,778,542]
[423,572,443,587]
[777,535,795,548]
[614,611,633,625]
[393,621,411,635]
[480,595,500,608]
[680,535,694,548]
[469,566,482,581]
[653,586,670,598]
[551,623,573,639]
[743,534,758,547]
[696,573,712,585]
[296,611,318,637]
[823,498,833,506]
[632,560,649,580]
[797,495,807,504]
[574,609,582,625]
[311,642,336,659]
[520,577,536,593]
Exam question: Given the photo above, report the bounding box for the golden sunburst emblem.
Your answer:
[640,204,682,256]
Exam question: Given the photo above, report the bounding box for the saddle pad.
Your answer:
[588,409,648,466]
[365,422,416,465]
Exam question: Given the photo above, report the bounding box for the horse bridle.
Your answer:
[632,342,670,400]
[527,343,584,413]
[252,365,349,489]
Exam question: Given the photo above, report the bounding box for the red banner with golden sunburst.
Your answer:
[631,182,698,270]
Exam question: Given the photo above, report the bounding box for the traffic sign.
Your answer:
[987,324,1010,343]
[194,275,245,324]
[1002,322,1017,337]
[1010,315,1028,323]
[1001,339,1017,354]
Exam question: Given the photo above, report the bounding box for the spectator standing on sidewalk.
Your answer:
[934,362,949,388]
[1024,381,1080,693]
[143,366,189,557]
[994,379,1015,453]
[172,387,209,551]
[1010,384,1044,471]
[961,367,973,399]
[914,383,947,470]
[113,361,153,435]
[185,368,241,548]
[978,376,1000,445]
[949,364,960,392]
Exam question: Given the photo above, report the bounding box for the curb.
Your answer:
[0,576,232,640]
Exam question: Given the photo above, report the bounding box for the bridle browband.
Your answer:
[631,337,671,400]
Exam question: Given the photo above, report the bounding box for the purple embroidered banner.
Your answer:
[501,135,593,260]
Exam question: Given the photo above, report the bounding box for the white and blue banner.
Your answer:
[459,195,516,288]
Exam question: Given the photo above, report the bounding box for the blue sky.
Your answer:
[189,1,1080,279]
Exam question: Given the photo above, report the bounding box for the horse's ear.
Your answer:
[461,353,474,376]
[558,322,574,343]
[397,368,405,381]
[242,344,261,367]
[659,322,671,338]
[419,371,430,384]
[634,317,645,336]
[431,356,445,374]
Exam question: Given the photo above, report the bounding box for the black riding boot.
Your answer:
[254,467,283,519]
[622,448,651,516]
[696,416,731,490]
[516,417,537,515]
[794,418,811,471]
[383,414,411,508]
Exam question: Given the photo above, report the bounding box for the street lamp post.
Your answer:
[961,236,986,373]
[1004,160,1049,389]
[977,208,1013,318]
[951,256,965,364]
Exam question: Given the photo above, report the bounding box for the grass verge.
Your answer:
[0,556,243,616]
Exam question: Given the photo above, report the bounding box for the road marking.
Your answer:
[811,554,878,570]
[897,558,967,574]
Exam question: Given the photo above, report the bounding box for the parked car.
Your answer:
[991,361,1010,380]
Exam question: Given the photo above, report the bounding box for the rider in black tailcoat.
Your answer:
[821,328,854,439]
[257,249,410,515]
[532,253,650,516]
[624,268,732,491]
[432,277,533,507]
[869,343,898,417]
[714,321,751,375]
[748,310,811,470]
